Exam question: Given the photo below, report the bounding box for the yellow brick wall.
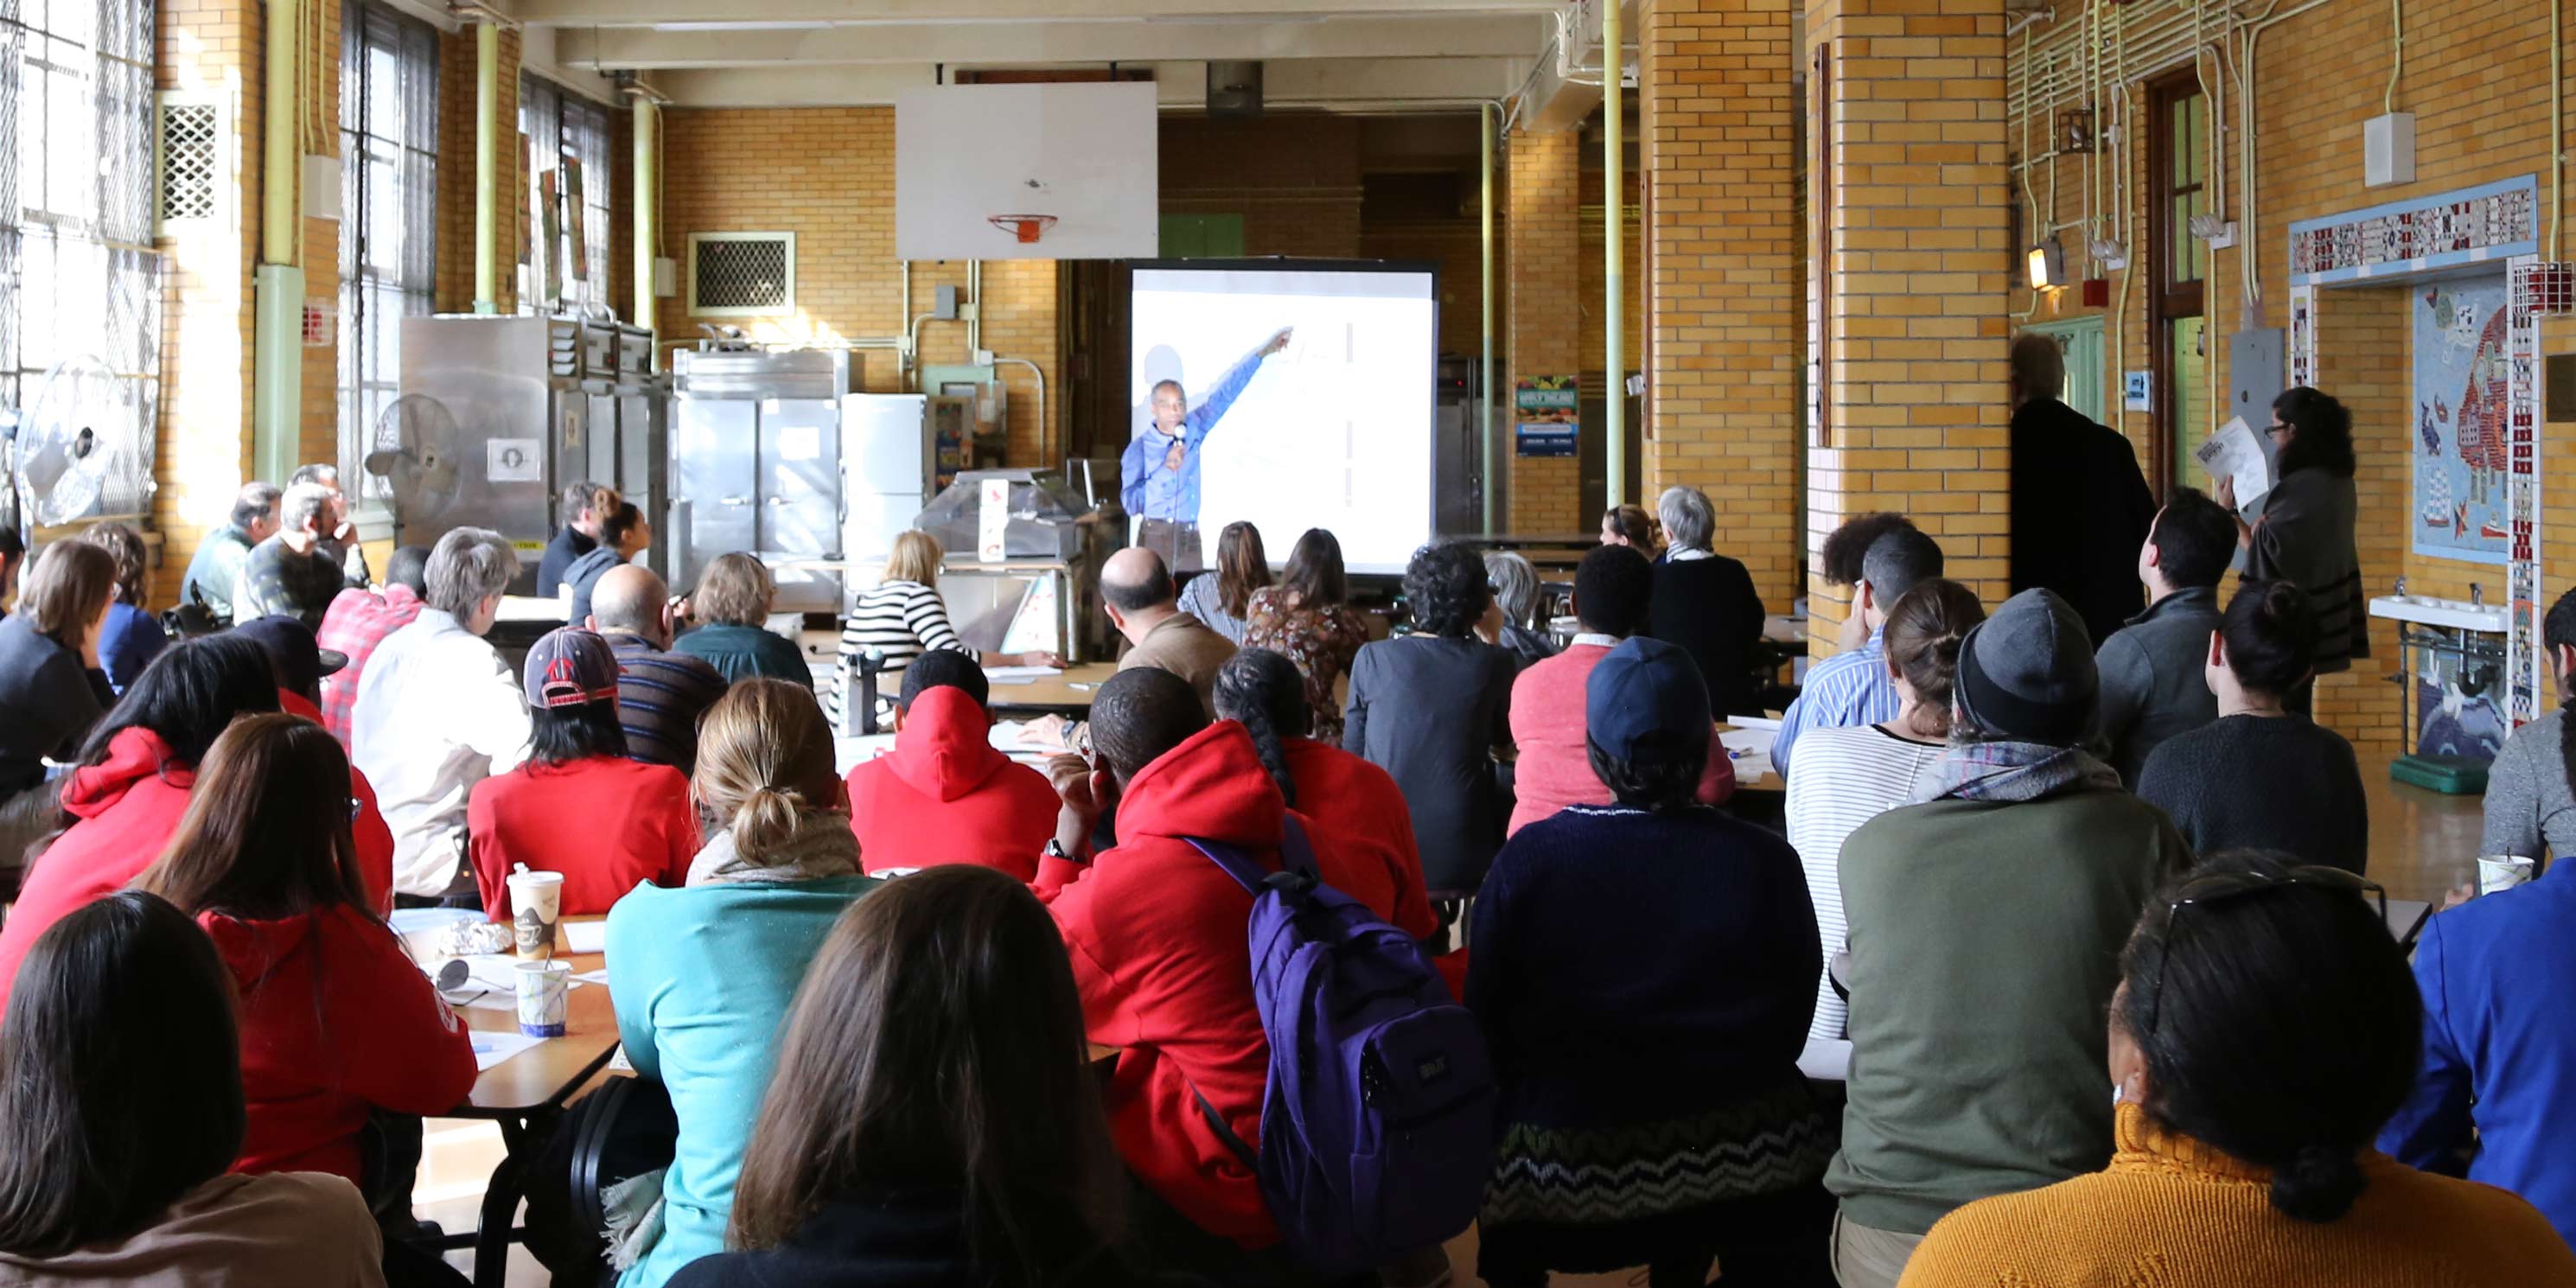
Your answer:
[1808,0,2014,641]
[1643,0,1802,607]
[653,106,1058,469]
[1506,128,1583,532]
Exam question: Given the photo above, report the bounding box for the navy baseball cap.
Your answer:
[233,615,348,700]
[1584,635,1711,761]
[524,628,621,710]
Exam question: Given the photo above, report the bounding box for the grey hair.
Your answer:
[288,463,341,488]
[425,526,519,616]
[1657,486,1716,553]
[1482,551,1541,628]
[278,481,335,532]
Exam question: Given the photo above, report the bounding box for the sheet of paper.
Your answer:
[469,1029,545,1072]
[2195,416,2273,510]
[1718,727,1777,764]
[562,921,608,955]
[980,666,1062,685]
[1725,715,1782,731]
[607,1043,634,1074]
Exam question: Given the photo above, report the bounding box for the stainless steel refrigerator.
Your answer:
[668,348,851,613]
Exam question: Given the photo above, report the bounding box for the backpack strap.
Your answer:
[1190,1086,1260,1174]
[1276,814,1318,881]
[1183,835,1270,896]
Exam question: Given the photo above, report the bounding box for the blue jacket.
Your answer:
[2379,859,2576,1247]
[1119,342,1272,524]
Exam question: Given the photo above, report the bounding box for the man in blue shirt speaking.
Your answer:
[1121,327,1292,571]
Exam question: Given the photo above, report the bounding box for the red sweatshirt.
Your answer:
[1035,721,1412,1249]
[467,755,698,921]
[0,717,395,1016]
[847,686,1059,880]
[207,902,477,1181]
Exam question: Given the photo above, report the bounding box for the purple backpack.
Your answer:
[1185,818,1496,1277]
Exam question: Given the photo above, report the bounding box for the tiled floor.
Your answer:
[415,754,2485,1287]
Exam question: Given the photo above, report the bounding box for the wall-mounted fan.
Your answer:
[11,356,124,526]
[364,394,464,538]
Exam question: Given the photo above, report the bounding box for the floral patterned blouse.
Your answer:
[1241,586,1372,744]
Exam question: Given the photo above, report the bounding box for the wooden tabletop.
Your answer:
[983,661,1122,711]
[458,946,622,1116]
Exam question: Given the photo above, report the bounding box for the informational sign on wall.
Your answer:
[2122,370,2153,412]
[2413,272,2510,564]
[1514,374,1578,458]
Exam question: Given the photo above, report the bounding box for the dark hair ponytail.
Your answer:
[2222,580,2320,698]
[1881,579,1984,735]
[2271,1145,2369,1223]
[2546,588,2576,822]
[1212,649,1312,809]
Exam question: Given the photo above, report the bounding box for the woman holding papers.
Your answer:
[2216,388,2364,714]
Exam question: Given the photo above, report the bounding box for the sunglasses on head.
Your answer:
[2139,865,2385,1037]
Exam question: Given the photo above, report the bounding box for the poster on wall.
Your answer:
[2413,273,2510,564]
[1514,375,1578,458]
[564,155,589,284]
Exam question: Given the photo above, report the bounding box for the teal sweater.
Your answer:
[607,875,877,1288]
[672,622,815,691]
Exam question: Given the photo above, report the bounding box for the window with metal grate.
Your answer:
[156,98,223,227]
[687,233,797,316]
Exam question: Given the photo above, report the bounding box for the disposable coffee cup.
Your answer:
[2476,855,2536,896]
[514,960,571,1038]
[505,868,564,960]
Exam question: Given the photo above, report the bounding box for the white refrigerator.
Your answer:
[839,393,937,588]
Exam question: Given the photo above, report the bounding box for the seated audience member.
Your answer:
[80,521,164,693]
[178,482,281,626]
[0,527,20,615]
[1772,523,1942,777]
[1906,853,2576,1287]
[673,552,813,689]
[289,463,373,587]
[1827,590,2190,1288]
[137,715,475,1287]
[230,613,399,911]
[1176,520,1269,646]
[468,628,696,921]
[668,866,1162,1288]
[838,530,1057,729]
[0,892,386,1287]
[0,541,118,840]
[1035,667,1415,1281]
[1476,551,1559,672]
[1212,647,1438,944]
[1642,485,1767,720]
[1022,548,1236,749]
[1241,528,1371,744]
[2138,581,2367,873]
[1783,579,1983,1043]
[233,482,350,627]
[562,501,651,626]
[846,650,1057,880]
[2472,585,2576,860]
[316,545,430,743]
[0,634,277,1006]
[351,527,532,903]
[2094,488,2233,786]
[538,480,615,597]
[608,679,877,1287]
[1506,545,1731,837]
[587,564,728,775]
[1600,504,1655,551]
[1469,637,1833,1287]
[1347,541,1516,900]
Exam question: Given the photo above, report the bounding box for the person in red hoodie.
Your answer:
[468,628,698,921]
[235,612,398,912]
[1033,666,1406,1286]
[0,633,278,1011]
[136,711,475,1288]
[847,648,1059,879]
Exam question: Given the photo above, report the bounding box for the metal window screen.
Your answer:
[520,73,615,314]
[1,0,164,526]
[337,0,437,505]
[692,236,793,314]
[156,99,218,224]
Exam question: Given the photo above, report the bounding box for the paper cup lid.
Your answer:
[507,869,565,886]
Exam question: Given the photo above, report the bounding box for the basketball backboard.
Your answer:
[895,82,1158,261]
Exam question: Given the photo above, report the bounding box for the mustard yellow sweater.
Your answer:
[1898,1104,2576,1288]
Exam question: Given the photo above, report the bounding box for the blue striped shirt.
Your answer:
[1771,628,1901,779]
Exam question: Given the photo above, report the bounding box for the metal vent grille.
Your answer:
[157,99,220,226]
[689,233,794,316]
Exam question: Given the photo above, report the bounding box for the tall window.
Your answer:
[2150,74,2209,495]
[338,0,438,506]
[520,75,614,315]
[2,0,162,522]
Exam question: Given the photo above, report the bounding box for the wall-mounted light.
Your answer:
[2027,241,2066,290]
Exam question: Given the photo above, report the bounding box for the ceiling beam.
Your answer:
[551,14,1545,70]
[654,56,1529,108]
[504,0,1559,28]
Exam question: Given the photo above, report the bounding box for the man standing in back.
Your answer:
[585,563,727,776]
[2006,332,2156,649]
[2092,488,2233,786]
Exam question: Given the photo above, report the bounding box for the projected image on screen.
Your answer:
[1127,265,1435,576]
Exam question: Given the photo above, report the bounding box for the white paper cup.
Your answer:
[2477,855,2536,896]
[514,960,571,1037]
[505,870,564,960]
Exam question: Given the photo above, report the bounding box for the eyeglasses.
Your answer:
[2139,865,2386,1038]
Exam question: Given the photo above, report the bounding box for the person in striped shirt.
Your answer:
[586,563,728,776]
[836,530,1056,730]
[1770,522,1943,780]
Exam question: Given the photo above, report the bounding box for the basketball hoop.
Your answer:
[989,214,1059,245]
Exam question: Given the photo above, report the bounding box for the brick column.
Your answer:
[1642,0,1801,607]
[1808,0,2012,636]
[1506,127,1583,533]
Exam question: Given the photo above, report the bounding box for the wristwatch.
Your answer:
[1043,838,1084,865]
